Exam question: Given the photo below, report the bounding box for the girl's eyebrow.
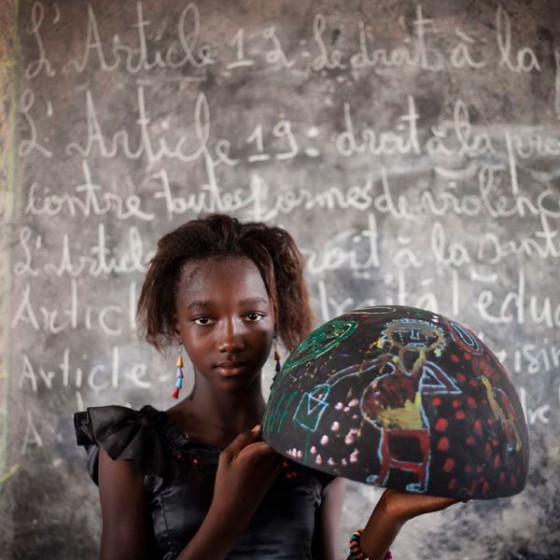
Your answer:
[239,297,269,306]
[186,299,211,310]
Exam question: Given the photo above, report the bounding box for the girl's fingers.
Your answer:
[221,426,262,459]
[220,427,282,467]
[235,440,283,465]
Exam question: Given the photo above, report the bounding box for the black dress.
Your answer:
[74,405,334,560]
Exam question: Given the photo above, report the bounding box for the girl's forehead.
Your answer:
[178,256,269,298]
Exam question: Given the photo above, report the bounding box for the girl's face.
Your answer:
[174,256,275,394]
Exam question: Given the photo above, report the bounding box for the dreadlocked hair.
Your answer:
[137,214,313,352]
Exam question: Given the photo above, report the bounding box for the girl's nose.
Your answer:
[217,319,245,352]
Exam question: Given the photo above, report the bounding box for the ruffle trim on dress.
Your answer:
[74,405,187,484]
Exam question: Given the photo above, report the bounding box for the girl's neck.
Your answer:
[167,379,266,448]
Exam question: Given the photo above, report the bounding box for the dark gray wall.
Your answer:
[1,0,559,558]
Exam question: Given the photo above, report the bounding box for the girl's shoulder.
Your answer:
[74,404,189,484]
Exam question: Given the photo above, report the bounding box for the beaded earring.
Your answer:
[274,338,282,375]
[172,343,184,399]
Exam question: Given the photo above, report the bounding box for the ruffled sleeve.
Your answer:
[74,405,173,484]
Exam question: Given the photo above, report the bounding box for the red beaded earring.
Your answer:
[172,343,184,399]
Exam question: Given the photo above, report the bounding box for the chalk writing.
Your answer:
[22,3,550,80]
[475,269,560,328]
[19,89,52,158]
[496,6,541,74]
[10,0,560,490]
[512,341,560,376]
[312,14,346,71]
[25,2,56,79]
[63,2,213,75]
[449,29,487,70]
[24,161,154,220]
[65,88,219,163]
[316,266,461,323]
[261,26,295,68]
[12,280,138,333]
[301,213,380,274]
[21,411,43,455]
[430,221,471,268]
[245,120,300,162]
[19,347,151,393]
[509,129,560,159]
[151,168,254,219]
[228,28,255,69]
[6,5,560,559]
[519,388,550,425]
[335,96,421,157]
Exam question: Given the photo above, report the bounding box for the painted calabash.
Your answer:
[263,306,529,499]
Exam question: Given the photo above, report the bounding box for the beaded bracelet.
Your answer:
[347,529,393,560]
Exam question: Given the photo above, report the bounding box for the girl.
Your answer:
[75,214,459,560]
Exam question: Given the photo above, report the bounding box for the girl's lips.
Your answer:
[215,363,249,377]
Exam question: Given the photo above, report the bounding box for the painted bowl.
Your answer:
[263,305,529,499]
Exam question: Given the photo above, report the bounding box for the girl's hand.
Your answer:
[378,488,462,523]
[359,489,464,560]
[209,426,284,530]
[175,427,283,560]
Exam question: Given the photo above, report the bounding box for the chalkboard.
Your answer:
[1,0,559,558]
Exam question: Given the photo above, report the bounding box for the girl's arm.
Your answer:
[312,477,346,560]
[98,448,152,560]
[359,489,461,560]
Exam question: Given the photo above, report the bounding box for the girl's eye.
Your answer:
[193,316,213,326]
[246,312,264,322]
